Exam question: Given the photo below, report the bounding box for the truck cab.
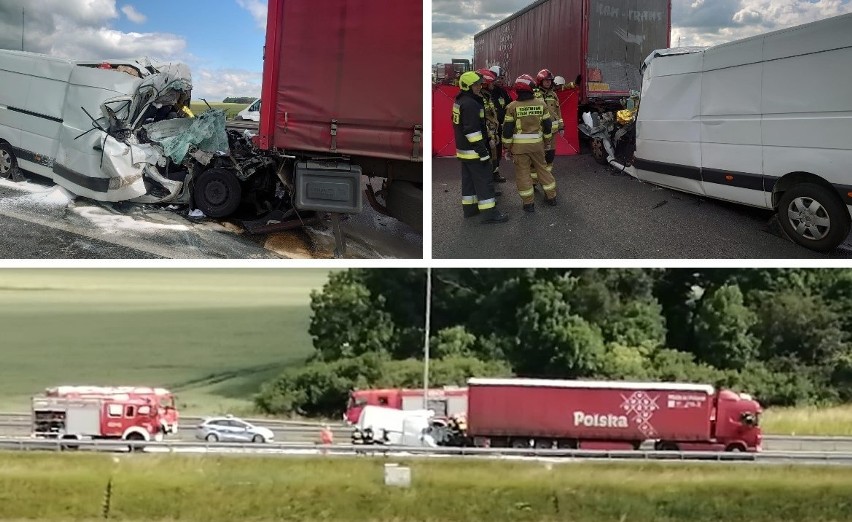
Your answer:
[712,389,763,452]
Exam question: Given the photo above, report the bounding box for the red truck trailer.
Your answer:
[256,0,423,231]
[463,378,762,452]
[470,0,671,162]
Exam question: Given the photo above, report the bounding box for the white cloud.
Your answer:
[121,5,147,24]
[236,0,267,30]
[193,68,263,101]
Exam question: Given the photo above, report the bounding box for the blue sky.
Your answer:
[0,0,269,100]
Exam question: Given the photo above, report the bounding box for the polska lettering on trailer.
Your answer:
[573,411,629,428]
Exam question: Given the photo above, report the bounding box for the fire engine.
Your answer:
[31,394,167,444]
[43,385,179,434]
[344,386,468,424]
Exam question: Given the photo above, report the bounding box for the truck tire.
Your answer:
[193,168,242,218]
[125,431,145,453]
[777,182,850,252]
[656,442,679,451]
[0,143,21,180]
[384,180,423,232]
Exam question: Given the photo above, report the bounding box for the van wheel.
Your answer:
[778,183,850,252]
[193,168,242,218]
[0,143,22,180]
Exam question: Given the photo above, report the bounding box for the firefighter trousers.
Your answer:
[460,159,497,215]
[531,137,555,180]
[513,149,556,205]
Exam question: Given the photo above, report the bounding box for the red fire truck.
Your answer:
[31,394,169,444]
[459,378,762,452]
[43,385,179,434]
[344,386,468,425]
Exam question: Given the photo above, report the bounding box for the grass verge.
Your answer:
[0,452,850,521]
[763,404,852,436]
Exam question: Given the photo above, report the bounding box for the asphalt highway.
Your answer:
[432,153,852,259]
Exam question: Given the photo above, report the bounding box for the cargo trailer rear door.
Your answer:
[585,0,670,102]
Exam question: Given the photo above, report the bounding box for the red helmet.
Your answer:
[536,68,554,84]
[514,74,536,92]
[476,68,497,85]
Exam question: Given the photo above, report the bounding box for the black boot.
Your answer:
[546,197,557,206]
[523,203,535,213]
[463,206,480,218]
[493,169,507,183]
[481,207,509,224]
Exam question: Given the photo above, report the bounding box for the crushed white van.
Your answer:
[597,13,852,252]
[0,50,209,204]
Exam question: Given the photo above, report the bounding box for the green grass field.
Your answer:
[0,269,332,415]
[0,453,850,521]
[189,101,251,120]
[763,404,852,436]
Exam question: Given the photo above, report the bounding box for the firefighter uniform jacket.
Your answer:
[481,91,500,140]
[535,88,563,131]
[501,96,553,153]
[452,90,491,162]
[489,84,513,124]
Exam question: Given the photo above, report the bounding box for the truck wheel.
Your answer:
[726,444,745,452]
[591,138,609,165]
[60,436,80,451]
[510,438,529,449]
[193,168,242,218]
[777,182,850,252]
[125,432,145,453]
[657,442,679,451]
[0,143,21,180]
[534,439,553,450]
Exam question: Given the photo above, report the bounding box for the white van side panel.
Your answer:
[634,52,704,194]
[700,54,767,208]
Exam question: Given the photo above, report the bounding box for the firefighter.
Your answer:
[503,74,557,211]
[488,65,513,183]
[453,70,509,224]
[534,68,563,181]
[476,68,501,180]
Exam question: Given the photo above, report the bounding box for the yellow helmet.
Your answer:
[459,71,483,91]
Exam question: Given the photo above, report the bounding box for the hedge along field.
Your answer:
[0,453,851,522]
[0,268,333,415]
[189,101,250,119]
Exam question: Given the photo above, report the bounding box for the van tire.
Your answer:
[0,143,21,180]
[193,168,242,218]
[777,183,850,252]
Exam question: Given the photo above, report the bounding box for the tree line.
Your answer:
[255,269,852,417]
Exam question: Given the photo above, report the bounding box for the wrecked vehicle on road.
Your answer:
[586,13,852,253]
[0,50,324,235]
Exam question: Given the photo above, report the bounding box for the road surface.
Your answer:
[432,153,852,259]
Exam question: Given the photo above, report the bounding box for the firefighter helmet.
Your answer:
[536,68,555,84]
[476,68,497,85]
[554,75,566,86]
[459,71,483,91]
[489,65,505,79]
[514,74,536,92]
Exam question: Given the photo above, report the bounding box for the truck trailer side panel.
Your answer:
[473,0,583,91]
[259,0,422,162]
[467,380,714,442]
[473,0,671,104]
